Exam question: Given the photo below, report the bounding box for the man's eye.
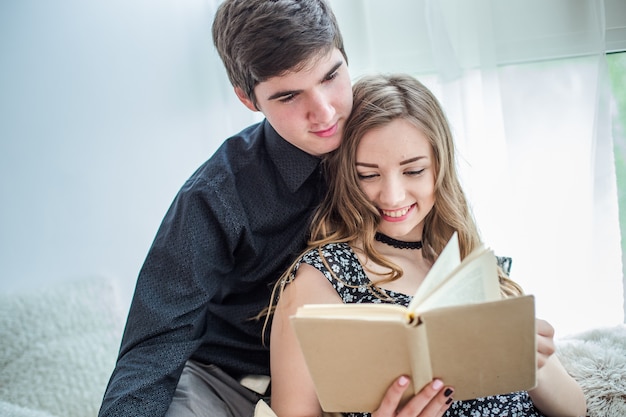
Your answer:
[279,94,296,103]
[325,71,339,82]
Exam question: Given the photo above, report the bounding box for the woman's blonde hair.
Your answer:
[262,74,522,340]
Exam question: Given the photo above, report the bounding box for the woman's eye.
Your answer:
[406,168,425,176]
[357,173,378,180]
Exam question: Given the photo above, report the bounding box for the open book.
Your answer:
[290,233,536,413]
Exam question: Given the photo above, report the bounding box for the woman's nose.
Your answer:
[378,177,405,207]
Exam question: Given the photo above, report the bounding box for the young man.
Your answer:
[98,1,451,416]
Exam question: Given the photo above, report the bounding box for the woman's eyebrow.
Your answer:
[356,156,427,168]
[400,156,426,165]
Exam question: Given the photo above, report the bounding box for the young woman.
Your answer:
[268,74,587,417]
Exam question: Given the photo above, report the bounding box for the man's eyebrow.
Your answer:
[324,61,343,80]
[266,60,344,102]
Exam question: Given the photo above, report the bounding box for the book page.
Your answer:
[412,249,501,315]
[408,232,462,311]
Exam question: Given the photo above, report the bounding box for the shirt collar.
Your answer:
[264,121,322,193]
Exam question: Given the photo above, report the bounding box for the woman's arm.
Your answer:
[528,319,587,416]
[270,263,344,417]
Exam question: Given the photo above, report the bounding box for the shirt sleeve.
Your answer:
[98,177,232,417]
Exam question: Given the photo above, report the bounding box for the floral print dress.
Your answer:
[291,243,545,417]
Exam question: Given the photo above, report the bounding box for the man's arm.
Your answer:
[99,180,227,417]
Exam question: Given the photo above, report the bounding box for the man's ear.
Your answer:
[234,87,258,112]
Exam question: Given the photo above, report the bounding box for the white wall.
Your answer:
[0,0,256,309]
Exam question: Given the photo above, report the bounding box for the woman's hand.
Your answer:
[372,377,454,417]
[528,318,587,416]
[535,318,556,369]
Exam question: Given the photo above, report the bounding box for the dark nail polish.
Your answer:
[445,397,453,405]
[444,388,453,397]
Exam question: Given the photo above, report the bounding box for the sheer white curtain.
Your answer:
[329,0,623,337]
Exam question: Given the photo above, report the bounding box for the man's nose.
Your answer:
[308,90,334,123]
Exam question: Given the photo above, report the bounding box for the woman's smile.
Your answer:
[379,204,415,222]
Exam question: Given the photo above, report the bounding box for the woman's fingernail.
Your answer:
[431,379,444,390]
[398,376,410,387]
[444,388,454,397]
[446,397,453,405]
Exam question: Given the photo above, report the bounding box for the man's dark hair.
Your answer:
[212,0,347,108]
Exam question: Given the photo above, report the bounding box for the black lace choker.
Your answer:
[375,232,423,250]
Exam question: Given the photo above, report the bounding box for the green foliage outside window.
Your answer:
[606,52,626,315]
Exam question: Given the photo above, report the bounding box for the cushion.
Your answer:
[0,277,125,417]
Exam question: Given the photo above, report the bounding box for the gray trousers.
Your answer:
[165,360,267,417]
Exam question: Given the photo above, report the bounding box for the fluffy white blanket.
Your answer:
[556,324,626,417]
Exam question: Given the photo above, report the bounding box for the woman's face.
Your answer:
[355,118,436,241]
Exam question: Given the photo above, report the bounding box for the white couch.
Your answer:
[0,277,124,417]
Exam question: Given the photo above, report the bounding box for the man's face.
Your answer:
[237,48,353,157]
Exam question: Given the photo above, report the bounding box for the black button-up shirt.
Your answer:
[99,120,324,416]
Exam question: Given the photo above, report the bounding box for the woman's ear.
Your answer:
[234,87,258,112]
